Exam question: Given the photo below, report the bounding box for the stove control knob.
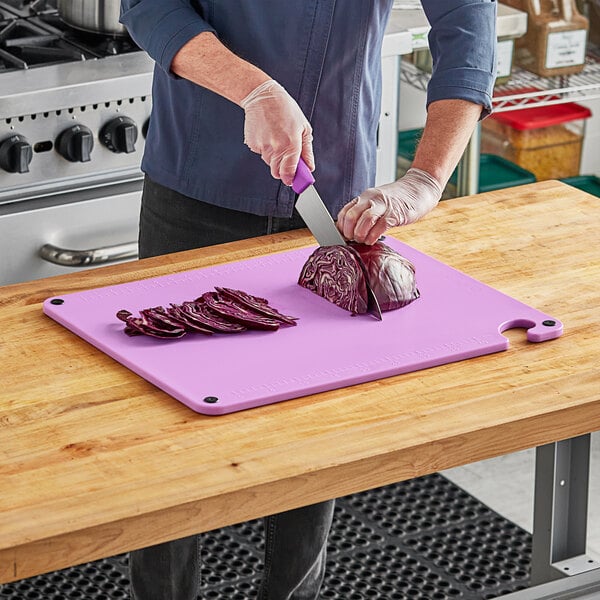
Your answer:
[0,135,33,173]
[100,117,138,154]
[56,125,94,163]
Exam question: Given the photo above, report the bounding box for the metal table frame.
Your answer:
[501,434,600,598]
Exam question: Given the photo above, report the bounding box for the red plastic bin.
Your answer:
[482,100,592,181]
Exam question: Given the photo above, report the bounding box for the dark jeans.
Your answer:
[138,176,307,256]
[130,176,336,600]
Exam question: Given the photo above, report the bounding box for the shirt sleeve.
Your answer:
[120,0,216,76]
[421,0,497,118]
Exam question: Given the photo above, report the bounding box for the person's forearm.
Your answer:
[171,31,313,184]
[412,99,483,187]
[170,32,270,106]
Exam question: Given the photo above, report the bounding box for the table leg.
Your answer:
[500,434,600,599]
[531,434,599,584]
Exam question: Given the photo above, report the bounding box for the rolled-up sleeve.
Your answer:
[421,0,497,117]
[120,0,216,75]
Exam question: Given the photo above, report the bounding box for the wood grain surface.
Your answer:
[1,180,599,583]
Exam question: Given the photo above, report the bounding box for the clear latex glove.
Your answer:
[337,168,442,245]
[240,79,314,185]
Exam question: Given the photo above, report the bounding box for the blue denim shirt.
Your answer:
[120,1,497,217]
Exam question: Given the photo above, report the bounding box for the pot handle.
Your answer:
[39,241,138,267]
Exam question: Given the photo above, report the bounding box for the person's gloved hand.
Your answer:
[337,168,443,245]
[240,79,314,186]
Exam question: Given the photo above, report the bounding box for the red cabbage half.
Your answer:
[350,242,420,311]
[297,245,369,315]
[298,241,419,314]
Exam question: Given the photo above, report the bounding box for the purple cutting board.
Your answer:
[43,238,562,415]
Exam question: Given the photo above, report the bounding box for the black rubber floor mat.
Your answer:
[0,473,532,599]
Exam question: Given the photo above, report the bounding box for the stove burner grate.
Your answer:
[38,12,139,56]
[0,0,57,18]
[0,16,95,70]
[0,3,139,71]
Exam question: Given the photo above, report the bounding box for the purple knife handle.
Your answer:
[292,158,315,194]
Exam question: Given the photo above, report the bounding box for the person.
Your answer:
[119,2,497,599]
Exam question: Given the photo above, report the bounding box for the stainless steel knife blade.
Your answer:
[295,186,347,247]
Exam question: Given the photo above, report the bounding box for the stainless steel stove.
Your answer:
[0,0,153,285]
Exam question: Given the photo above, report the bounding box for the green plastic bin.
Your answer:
[559,175,600,198]
[398,128,422,163]
[449,154,536,192]
[398,129,536,193]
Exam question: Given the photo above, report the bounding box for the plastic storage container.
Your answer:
[397,129,537,194]
[411,3,528,85]
[495,35,518,86]
[411,33,521,85]
[397,128,422,166]
[560,174,600,196]
[481,102,592,181]
[502,0,589,77]
[448,154,537,192]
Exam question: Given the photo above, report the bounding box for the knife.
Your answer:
[292,158,383,320]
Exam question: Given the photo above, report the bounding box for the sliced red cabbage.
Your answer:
[182,300,247,333]
[124,315,186,339]
[116,309,133,322]
[200,291,281,331]
[215,287,298,325]
[167,304,216,334]
[140,307,191,332]
[116,287,297,339]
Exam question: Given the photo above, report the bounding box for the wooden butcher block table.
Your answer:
[1,180,599,597]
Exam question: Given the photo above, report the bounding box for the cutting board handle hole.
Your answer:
[499,319,536,346]
[500,316,563,344]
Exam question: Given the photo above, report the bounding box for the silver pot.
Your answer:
[57,0,128,37]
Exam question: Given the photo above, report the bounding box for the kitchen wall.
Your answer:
[580,97,600,175]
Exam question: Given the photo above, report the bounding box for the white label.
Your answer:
[545,30,587,69]
[411,28,430,49]
[496,39,514,79]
